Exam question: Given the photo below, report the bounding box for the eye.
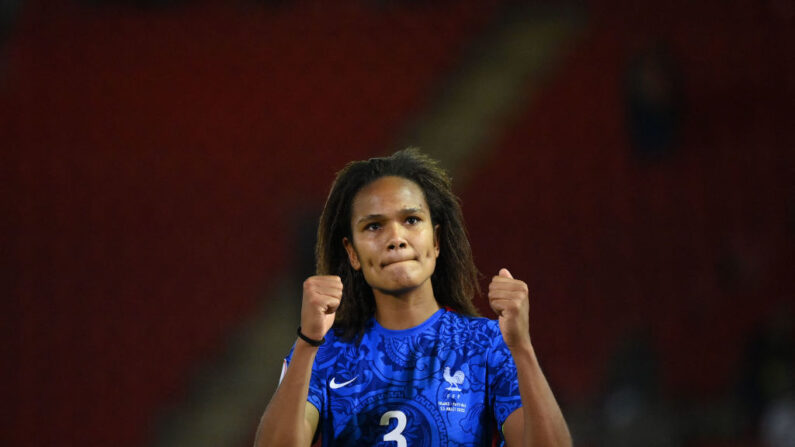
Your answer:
[364,222,381,231]
[405,216,421,225]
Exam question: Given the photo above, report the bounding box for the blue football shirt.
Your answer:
[284,308,523,446]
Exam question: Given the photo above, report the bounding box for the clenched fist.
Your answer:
[300,275,343,342]
[488,268,532,350]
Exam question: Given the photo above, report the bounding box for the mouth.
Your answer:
[380,258,416,268]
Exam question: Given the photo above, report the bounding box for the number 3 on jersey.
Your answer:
[380,410,407,447]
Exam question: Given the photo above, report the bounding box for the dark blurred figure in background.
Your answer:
[0,0,21,51]
[599,329,681,447]
[738,305,795,446]
[623,41,685,163]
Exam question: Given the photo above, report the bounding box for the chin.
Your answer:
[364,264,433,294]
[376,276,430,296]
[375,285,420,297]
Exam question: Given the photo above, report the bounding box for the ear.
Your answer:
[343,237,361,270]
[433,224,441,258]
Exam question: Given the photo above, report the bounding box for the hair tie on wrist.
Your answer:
[297,327,325,347]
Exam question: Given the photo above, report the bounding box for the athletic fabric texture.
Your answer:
[284,308,523,446]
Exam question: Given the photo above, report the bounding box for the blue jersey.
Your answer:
[284,308,523,446]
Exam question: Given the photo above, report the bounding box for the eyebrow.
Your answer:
[355,207,426,224]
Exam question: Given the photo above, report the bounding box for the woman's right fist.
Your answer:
[300,275,343,341]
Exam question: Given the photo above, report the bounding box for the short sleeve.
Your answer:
[487,323,523,435]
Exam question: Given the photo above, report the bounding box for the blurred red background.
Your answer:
[3,0,792,446]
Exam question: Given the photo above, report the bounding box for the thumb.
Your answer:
[498,268,513,279]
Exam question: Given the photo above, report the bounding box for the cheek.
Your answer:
[425,235,440,259]
[358,243,378,267]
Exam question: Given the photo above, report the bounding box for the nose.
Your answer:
[385,222,407,250]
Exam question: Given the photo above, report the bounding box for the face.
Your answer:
[343,176,440,296]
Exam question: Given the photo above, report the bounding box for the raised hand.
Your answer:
[300,275,343,342]
[488,268,532,350]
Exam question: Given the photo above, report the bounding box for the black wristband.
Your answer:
[297,326,325,347]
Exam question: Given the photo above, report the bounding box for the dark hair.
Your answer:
[316,148,480,340]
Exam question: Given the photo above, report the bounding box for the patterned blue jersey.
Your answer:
[284,308,523,446]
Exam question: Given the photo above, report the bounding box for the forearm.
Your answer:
[511,343,572,447]
[254,339,318,447]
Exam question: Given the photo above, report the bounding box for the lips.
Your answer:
[380,257,416,268]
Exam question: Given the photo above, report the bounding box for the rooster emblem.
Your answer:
[443,366,465,391]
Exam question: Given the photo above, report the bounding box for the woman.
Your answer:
[255,149,571,446]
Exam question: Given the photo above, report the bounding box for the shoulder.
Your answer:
[439,311,502,352]
[320,328,357,353]
[442,310,500,335]
[284,329,356,362]
[302,330,357,372]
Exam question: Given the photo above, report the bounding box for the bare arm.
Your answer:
[489,268,572,447]
[501,343,571,447]
[254,339,320,447]
[254,276,342,447]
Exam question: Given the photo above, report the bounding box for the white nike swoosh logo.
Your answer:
[329,376,357,389]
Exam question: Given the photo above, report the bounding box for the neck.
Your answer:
[373,281,440,330]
